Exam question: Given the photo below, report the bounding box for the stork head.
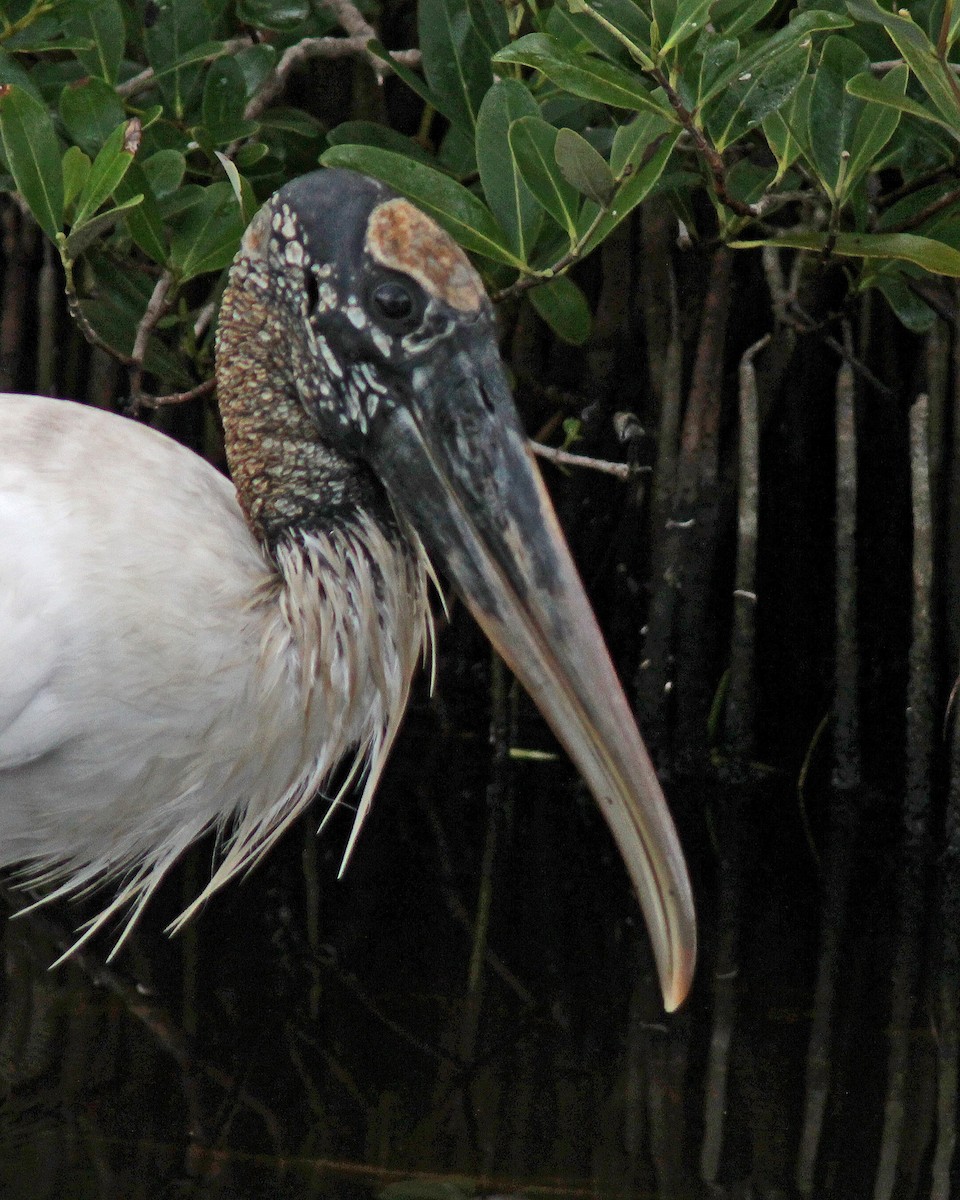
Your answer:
[217,169,696,1011]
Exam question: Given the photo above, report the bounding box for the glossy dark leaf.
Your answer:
[0,85,63,239]
[236,0,310,30]
[73,120,139,227]
[114,163,167,263]
[168,181,245,280]
[493,34,674,116]
[418,0,493,131]
[144,0,214,119]
[66,0,126,83]
[554,128,615,205]
[320,144,525,268]
[202,56,257,144]
[59,76,126,156]
[475,81,542,259]
[529,275,592,344]
[508,116,581,241]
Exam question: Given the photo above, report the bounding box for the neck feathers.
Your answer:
[216,251,377,547]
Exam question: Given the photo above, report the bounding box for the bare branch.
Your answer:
[530,439,646,480]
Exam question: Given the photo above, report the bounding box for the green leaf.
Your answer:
[610,108,674,173]
[762,75,813,183]
[493,34,676,117]
[807,36,869,196]
[545,0,652,66]
[731,230,960,275]
[327,121,441,168]
[699,9,852,108]
[62,145,91,212]
[0,85,63,239]
[0,49,44,106]
[508,116,580,241]
[366,40,460,129]
[842,64,906,197]
[144,0,214,119]
[697,35,739,108]
[142,149,187,199]
[258,107,323,138]
[576,125,680,255]
[319,146,526,268]
[73,120,139,227]
[869,272,937,332]
[65,0,126,83]
[554,127,615,204]
[529,275,592,344]
[59,76,126,156]
[234,43,278,99]
[653,0,715,57]
[418,0,493,132]
[845,0,960,130]
[114,163,167,263]
[711,0,780,38]
[236,0,310,30]
[168,181,245,280]
[475,81,542,259]
[202,56,257,144]
[467,0,511,55]
[65,194,144,258]
[705,41,810,153]
[846,69,956,137]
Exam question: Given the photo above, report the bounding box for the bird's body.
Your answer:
[0,393,429,943]
[0,169,696,1008]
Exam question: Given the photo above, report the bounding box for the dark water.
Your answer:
[0,633,946,1200]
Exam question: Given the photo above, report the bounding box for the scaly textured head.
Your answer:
[215,169,696,1011]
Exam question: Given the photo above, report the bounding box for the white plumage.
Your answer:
[0,393,429,953]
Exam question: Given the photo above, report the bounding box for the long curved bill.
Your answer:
[371,334,696,1011]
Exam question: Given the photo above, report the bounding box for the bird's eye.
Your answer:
[372,281,415,323]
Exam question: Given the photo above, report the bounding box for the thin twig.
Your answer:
[246,0,421,117]
[530,439,645,480]
[137,377,216,409]
[116,37,254,100]
[128,269,174,408]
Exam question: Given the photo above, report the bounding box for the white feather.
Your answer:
[0,393,432,955]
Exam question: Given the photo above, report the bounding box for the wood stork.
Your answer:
[0,169,695,1010]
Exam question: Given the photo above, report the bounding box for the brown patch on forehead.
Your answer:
[366,199,484,313]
